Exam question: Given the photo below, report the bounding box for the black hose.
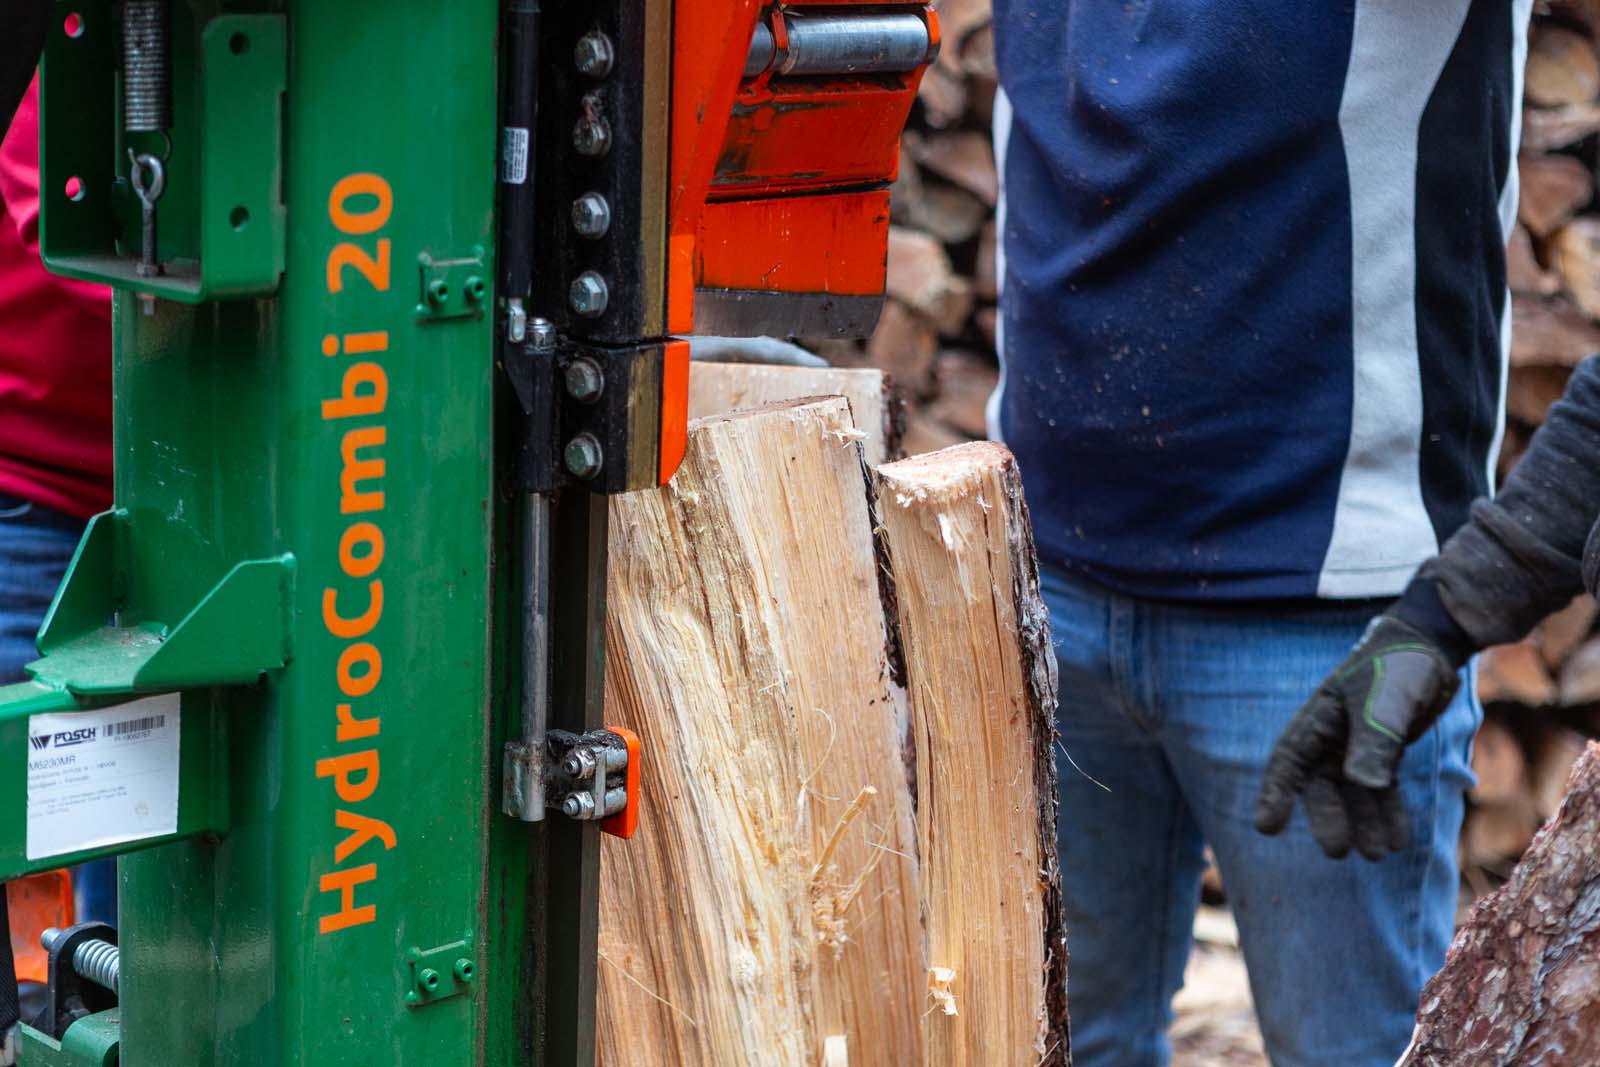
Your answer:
[0,885,19,1042]
[1,2,50,131]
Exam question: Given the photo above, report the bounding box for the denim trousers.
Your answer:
[1042,563,1477,1067]
[0,492,116,925]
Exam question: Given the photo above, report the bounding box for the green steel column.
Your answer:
[95,2,535,1062]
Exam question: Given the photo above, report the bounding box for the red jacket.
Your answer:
[0,76,112,519]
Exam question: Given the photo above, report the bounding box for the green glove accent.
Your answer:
[1253,615,1460,861]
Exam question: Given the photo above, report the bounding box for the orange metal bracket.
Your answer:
[600,726,641,839]
[7,870,75,984]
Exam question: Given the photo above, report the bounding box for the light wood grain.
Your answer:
[687,362,901,466]
[875,441,1069,1067]
[597,397,923,1067]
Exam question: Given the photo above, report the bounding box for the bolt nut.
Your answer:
[562,791,598,819]
[529,316,557,349]
[464,275,486,303]
[562,746,598,780]
[453,958,475,983]
[564,358,604,403]
[426,279,450,306]
[568,271,609,317]
[574,31,615,78]
[571,192,612,239]
[564,433,604,480]
[418,968,441,992]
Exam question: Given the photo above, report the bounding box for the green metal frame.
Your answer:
[2,1,600,1062]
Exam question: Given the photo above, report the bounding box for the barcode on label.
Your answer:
[109,714,166,737]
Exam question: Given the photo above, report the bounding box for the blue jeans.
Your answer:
[0,492,116,925]
[1043,564,1477,1067]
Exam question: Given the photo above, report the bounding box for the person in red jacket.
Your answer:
[0,75,114,933]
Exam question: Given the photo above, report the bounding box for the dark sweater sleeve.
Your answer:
[1586,517,1600,597]
[1432,354,1600,649]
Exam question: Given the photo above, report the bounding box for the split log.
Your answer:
[1507,225,1561,297]
[1476,642,1559,707]
[1559,635,1600,705]
[1507,364,1576,428]
[926,349,998,440]
[597,398,924,1067]
[1400,744,1600,1066]
[867,299,941,396]
[1511,295,1600,369]
[687,361,903,465]
[1525,25,1600,108]
[887,226,975,336]
[1550,217,1600,319]
[905,130,999,206]
[1469,717,1530,807]
[1519,155,1594,239]
[1522,103,1600,153]
[875,442,1070,1067]
[1535,594,1597,670]
[1461,801,1538,867]
[1532,726,1590,819]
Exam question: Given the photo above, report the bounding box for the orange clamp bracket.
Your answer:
[600,725,641,839]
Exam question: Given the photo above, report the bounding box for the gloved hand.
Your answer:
[1253,613,1462,861]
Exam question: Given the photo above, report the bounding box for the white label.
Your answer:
[501,126,529,184]
[27,694,181,860]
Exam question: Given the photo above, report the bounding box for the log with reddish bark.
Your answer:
[1400,743,1600,1066]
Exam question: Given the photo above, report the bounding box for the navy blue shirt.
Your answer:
[991,0,1531,599]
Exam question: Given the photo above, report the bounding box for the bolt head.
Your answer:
[562,792,596,819]
[569,271,609,317]
[574,31,615,78]
[571,192,612,239]
[564,433,604,480]
[573,117,611,158]
[564,358,604,402]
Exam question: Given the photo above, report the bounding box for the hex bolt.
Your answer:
[573,116,611,157]
[426,279,450,307]
[564,433,604,480]
[573,94,611,158]
[574,31,615,78]
[563,746,598,780]
[562,791,597,819]
[453,958,475,983]
[564,358,604,403]
[568,271,609,317]
[529,316,557,350]
[571,192,612,239]
[419,968,442,993]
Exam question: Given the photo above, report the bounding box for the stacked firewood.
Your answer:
[836,1,1600,896]
[810,0,1000,454]
[1459,2,1600,895]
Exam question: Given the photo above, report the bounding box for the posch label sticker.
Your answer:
[26,693,181,861]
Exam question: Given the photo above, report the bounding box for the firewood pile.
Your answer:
[823,0,1600,902]
[806,0,1000,455]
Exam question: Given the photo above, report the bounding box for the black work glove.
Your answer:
[1254,609,1464,861]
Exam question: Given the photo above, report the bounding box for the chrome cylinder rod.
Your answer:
[744,13,936,79]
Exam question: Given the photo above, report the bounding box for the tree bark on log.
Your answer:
[596,398,924,1067]
[1399,742,1600,1066]
[875,442,1070,1067]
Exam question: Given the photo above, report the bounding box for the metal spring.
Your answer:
[72,939,121,994]
[122,0,171,133]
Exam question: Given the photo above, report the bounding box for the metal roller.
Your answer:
[744,12,936,79]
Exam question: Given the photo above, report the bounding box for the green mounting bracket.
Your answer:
[415,248,489,322]
[40,9,286,301]
[26,509,295,698]
[20,1012,121,1067]
[404,933,477,1008]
